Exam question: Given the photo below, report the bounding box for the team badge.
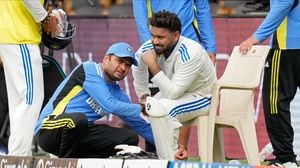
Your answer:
[127,47,132,53]
[147,103,151,111]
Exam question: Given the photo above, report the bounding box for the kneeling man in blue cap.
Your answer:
[34,42,154,158]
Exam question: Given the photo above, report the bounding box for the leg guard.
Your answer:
[146,97,182,161]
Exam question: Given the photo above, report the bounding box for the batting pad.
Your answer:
[146,97,168,117]
[146,97,182,161]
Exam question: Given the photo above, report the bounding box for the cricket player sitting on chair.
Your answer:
[132,10,217,161]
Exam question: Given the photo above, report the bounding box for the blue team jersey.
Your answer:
[133,0,216,54]
[35,61,154,144]
[253,0,300,49]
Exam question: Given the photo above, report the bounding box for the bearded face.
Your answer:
[102,55,132,83]
[151,27,180,56]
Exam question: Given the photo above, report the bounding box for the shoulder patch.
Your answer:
[178,44,191,63]
[135,53,140,59]
[142,42,153,53]
[94,63,104,77]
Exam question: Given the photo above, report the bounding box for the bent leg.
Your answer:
[35,112,88,158]
[147,93,211,160]
[146,97,181,161]
[78,124,139,158]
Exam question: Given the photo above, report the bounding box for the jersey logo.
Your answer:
[265,61,269,68]
[178,44,191,62]
[127,47,133,53]
[86,96,108,117]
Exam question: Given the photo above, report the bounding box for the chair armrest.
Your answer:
[214,82,256,90]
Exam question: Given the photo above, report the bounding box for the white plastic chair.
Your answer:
[184,45,270,165]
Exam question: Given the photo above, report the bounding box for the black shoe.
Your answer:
[268,159,284,167]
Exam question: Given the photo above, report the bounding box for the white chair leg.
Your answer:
[206,122,215,162]
[238,120,260,165]
[198,116,208,162]
[213,127,225,163]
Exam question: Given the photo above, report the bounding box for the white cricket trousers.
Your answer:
[0,44,44,156]
[147,92,211,160]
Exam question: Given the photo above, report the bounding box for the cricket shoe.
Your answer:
[0,143,8,155]
[268,159,299,168]
[282,162,299,168]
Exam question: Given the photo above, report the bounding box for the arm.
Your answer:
[114,88,155,144]
[21,0,48,22]
[239,0,294,54]
[132,51,151,101]
[22,0,61,38]
[194,0,216,55]
[175,126,190,160]
[151,55,202,99]
[82,63,141,118]
[178,126,190,149]
[118,114,154,144]
[133,0,152,44]
[253,0,294,42]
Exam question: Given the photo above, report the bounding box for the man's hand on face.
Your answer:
[143,49,158,66]
[175,144,188,161]
[143,49,161,76]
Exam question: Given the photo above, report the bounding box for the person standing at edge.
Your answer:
[239,0,300,167]
[0,0,61,156]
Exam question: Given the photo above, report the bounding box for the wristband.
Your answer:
[41,13,51,24]
[139,93,150,103]
[140,103,145,112]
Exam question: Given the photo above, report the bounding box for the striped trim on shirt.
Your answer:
[178,44,191,62]
[142,42,154,53]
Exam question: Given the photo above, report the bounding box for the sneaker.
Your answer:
[0,144,8,155]
[268,159,284,167]
[282,162,299,168]
[268,159,299,168]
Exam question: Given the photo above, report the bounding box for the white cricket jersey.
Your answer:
[132,36,217,100]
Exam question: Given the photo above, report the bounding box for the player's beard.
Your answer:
[154,44,174,55]
[104,68,126,82]
[153,44,166,55]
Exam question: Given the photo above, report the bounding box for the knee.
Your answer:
[125,130,139,146]
[146,97,168,117]
[62,113,88,134]
[72,112,88,128]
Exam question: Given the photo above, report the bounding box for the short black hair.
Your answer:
[148,10,182,33]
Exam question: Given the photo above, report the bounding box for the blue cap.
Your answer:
[106,42,138,66]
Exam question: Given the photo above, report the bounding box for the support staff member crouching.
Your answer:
[34,42,154,158]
